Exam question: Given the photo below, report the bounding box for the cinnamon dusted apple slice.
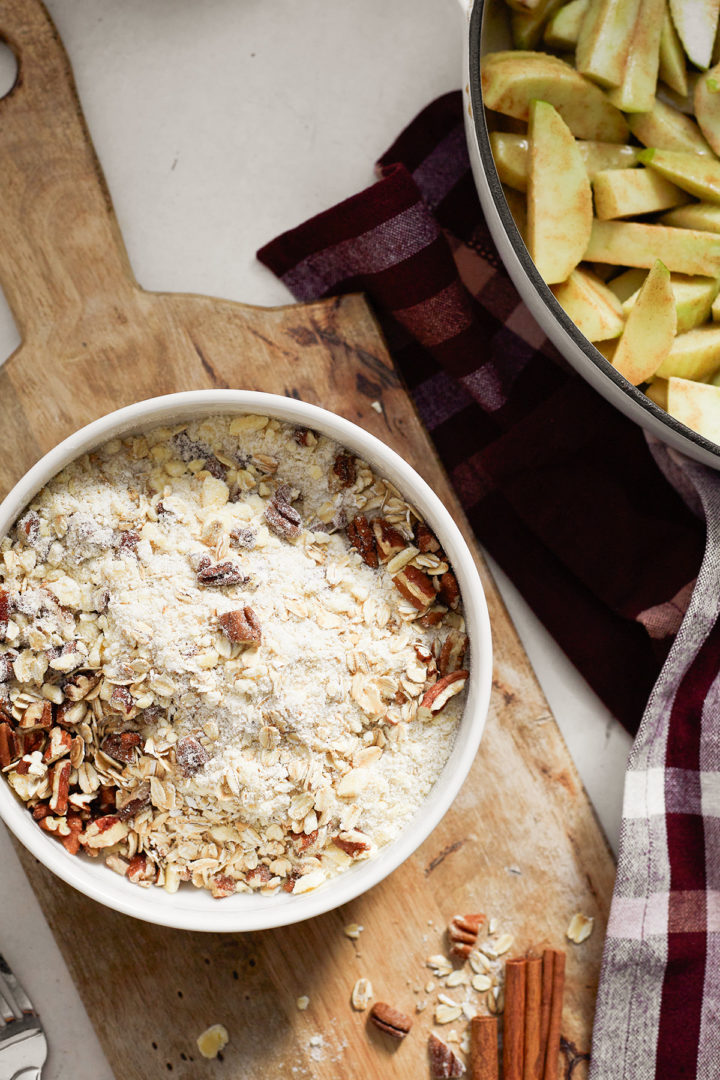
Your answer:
[527,100,593,284]
[612,259,676,384]
[605,0,665,112]
[661,202,720,232]
[490,131,640,191]
[584,220,720,275]
[639,147,720,202]
[481,52,630,141]
[667,376,720,440]
[628,99,712,154]
[659,3,688,95]
[656,324,720,379]
[544,0,589,48]
[551,268,625,340]
[592,167,687,218]
[668,0,720,70]
[694,62,720,155]
[623,273,719,333]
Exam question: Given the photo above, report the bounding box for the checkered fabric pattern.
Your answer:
[258,91,719,1078]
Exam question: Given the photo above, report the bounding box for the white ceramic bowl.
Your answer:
[0,390,492,931]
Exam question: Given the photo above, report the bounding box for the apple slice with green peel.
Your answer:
[585,220,720,275]
[667,376,720,439]
[668,0,720,70]
[481,53,630,141]
[607,267,648,300]
[628,99,712,153]
[660,202,720,232]
[639,146,720,202]
[592,167,688,218]
[527,100,593,283]
[623,273,720,332]
[656,323,720,379]
[611,260,676,383]
[551,267,626,339]
[489,132,640,191]
[512,0,567,48]
[576,0,643,88]
[544,0,589,47]
[646,378,669,408]
[694,62,720,155]
[605,0,665,112]
[659,5,688,95]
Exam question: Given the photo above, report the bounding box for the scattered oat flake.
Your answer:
[567,913,594,944]
[371,401,383,413]
[488,917,498,934]
[344,922,364,940]
[427,954,453,977]
[435,1003,463,1024]
[446,969,468,988]
[296,996,310,1011]
[469,950,492,974]
[351,978,373,1011]
[494,933,514,955]
[196,1024,229,1059]
[471,973,492,992]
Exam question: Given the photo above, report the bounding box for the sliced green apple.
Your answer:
[489,131,640,191]
[576,0,643,87]
[623,273,720,331]
[606,267,648,300]
[481,52,630,141]
[592,167,688,218]
[628,99,712,153]
[584,219,720,274]
[512,0,567,48]
[639,146,720,202]
[656,323,720,379]
[659,5,688,95]
[667,376,720,439]
[645,378,670,408]
[527,100,593,283]
[694,62,720,156]
[612,259,676,383]
[551,267,626,339]
[605,0,666,112]
[544,0,590,47]
[668,0,720,70]
[661,201,720,232]
[712,291,720,320]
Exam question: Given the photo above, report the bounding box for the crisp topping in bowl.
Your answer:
[0,414,469,897]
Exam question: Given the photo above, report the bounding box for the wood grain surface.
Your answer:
[0,1,615,1077]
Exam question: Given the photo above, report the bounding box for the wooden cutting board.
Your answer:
[0,1,615,1076]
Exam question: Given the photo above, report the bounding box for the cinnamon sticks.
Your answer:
[470,1015,499,1080]
[501,950,566,1080]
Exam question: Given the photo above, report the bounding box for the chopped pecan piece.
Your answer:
[0,652,14,682]
[116,529,140,554]
[18,700,53,731]
[438,631,469,676]
[246,865,272,886]
[49,760,71,816]
[438,570,460,610]
[429,1033,466,1078]
[347,515,379,568]
[369,1002,413,1040]
[0,723,17,769]
[421,670,469,713]
[294,427,314,446]
[0,589,9,639]
[448,913,486,958]
[126,853,157,883]
[372,518,405,562]
[102,731,142,763]
[43,727,73,764]
[393,565,436,611]
[332,830,372,857]
[17,511,40,545]
[109,686,135,718]
[265,493,302,540]
[419,606,448,628]
[60,815,84,855]
[63,671,101,702]
[176,735,210,777]
[416,523,441,554]
[80,815,129,850]
[229,526,256,550]
[293,830,318,853]
[211,873,237,898]
[196,560,248,586]
[116,781,151,821]
[219,606,262,644]
[93,786,118,817]
[333,452,357,489]
[18,730,45,757]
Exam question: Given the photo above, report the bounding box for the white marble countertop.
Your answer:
[0,1,632,1076]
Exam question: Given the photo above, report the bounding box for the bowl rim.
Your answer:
[467,0,720,467]
[0,389,493,932]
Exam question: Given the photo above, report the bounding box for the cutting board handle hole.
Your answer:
[0,41,17,100]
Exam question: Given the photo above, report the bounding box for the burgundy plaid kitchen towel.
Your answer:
[259,91,720,1078]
